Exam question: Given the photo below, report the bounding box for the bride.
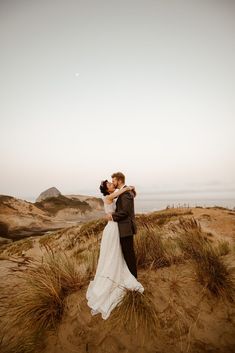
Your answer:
[86,180,144,320]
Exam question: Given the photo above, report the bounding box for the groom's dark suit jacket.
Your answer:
[112,185,137,238]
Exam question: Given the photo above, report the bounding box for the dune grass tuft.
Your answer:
[194,243,235,301]
[106,287,159,345]
[136,209,193,229]
[78,218,107,239]
[135,224,171,269]
[0,245,87,353]
[216,239,231,256]
[171,217,235,302]
[78,245,100,278]
[3,238,33,256]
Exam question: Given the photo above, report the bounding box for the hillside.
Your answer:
[0,193,104,241]
[0,206,235,353]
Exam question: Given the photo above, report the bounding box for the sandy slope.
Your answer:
[0,206,235,353]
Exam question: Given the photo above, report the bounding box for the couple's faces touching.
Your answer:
[106,181,115,193]
[106,177,120,193]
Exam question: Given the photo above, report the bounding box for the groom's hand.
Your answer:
[105,213,113,221]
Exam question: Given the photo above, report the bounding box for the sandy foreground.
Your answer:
[0,206,235,353]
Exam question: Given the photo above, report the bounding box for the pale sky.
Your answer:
[0,0,235,201]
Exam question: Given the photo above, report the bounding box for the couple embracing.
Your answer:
[86,172,144,320]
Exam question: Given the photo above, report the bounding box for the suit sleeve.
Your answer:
[112,192,132,222]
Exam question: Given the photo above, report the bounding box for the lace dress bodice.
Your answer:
[103,197,117,214]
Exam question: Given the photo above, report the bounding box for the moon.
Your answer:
[75,72,80,77]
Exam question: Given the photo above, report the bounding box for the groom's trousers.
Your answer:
[120,235,137,279]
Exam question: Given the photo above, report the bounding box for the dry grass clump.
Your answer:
[134,225,172,269]
[38,226,81,250]
[72,245,87,259]
[78,218,106,239]
[2,238,33,256]
[171,217,235,302]
[76,246,100,278]
[38,232,55,247]
[106,287,159,345]
[216,239,231,256]
[64,233,78,250]
[170,217,211,260]
[162,236,185,265]
[62,226,84,250]
[136,208,193,228]
[0,245,87,353]
[195,245,235,302]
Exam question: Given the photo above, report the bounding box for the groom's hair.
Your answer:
[111,172,125,183]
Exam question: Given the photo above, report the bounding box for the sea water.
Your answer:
[134,197,235,213]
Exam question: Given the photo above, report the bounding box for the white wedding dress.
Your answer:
[86,195,144,320]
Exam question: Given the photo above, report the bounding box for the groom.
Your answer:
[105,172,138,279]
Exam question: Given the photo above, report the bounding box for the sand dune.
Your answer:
[0,206,235,353]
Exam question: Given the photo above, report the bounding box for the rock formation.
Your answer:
[36,187,61,202]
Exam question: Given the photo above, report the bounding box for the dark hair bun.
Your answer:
[99,179,109,196]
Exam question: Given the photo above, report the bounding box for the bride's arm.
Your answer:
[106,186,134,202]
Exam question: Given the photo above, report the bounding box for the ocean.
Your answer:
[134,197,235,213]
